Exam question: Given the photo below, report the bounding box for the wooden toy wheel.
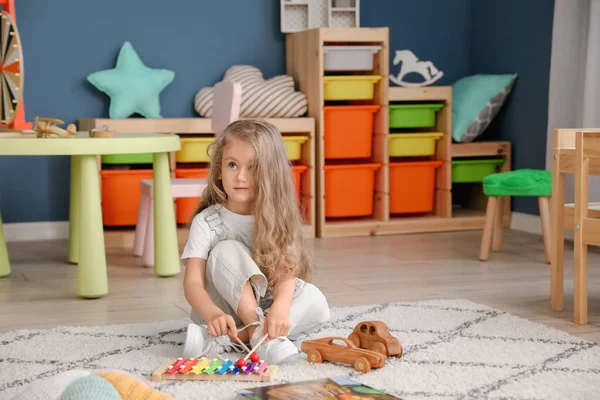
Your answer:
[306,349,322,363]
[372,342,387,356]
[0,11,23,126]
[354,357,371,373]
[348,333,360,347]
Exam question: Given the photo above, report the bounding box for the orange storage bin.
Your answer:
[324,163,381,217]
[323,105,380,159]
[101,169,154,226]
[175,168,209,224]
[389,160,443,214]
[291,164,308,203]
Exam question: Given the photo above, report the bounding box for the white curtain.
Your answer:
[545,0,600,203]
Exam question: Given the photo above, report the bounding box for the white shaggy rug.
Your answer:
[1,299,599,400]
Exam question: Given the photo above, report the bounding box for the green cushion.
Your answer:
[482,169,552,197]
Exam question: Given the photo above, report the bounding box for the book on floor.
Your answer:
[235,376,403,399]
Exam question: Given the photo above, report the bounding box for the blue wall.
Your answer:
[470,0,555,215]
[0,0,552,223]
[361,0,472,86]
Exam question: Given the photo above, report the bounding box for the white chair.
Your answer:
[134,178,208,267]
[212,81,242,137]
[133,81,241,267]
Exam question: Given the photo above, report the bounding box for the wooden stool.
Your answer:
[134,178,208,267]
[479,169,552,262]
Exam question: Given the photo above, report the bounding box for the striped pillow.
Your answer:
[194,65,308,118]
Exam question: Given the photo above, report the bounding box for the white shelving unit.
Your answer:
[280,0,359,33]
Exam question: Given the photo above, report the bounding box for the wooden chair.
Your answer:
[572,131,600,324]
[551,128,600,324]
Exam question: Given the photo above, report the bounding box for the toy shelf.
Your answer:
[286,27,389,237]
[285,28,511,238]
[78,117,316,240]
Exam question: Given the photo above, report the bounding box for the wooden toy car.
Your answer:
[300,336,386,373]
[348,321,403,357]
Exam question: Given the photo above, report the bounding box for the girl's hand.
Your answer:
[207,312,237,339]
[265,308,291,340]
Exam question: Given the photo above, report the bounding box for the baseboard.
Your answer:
[3,221,69,242]
[510,212,573,241]
[510,212,542,235]
[5,214,573,243]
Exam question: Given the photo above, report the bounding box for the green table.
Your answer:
[0,132,181,298]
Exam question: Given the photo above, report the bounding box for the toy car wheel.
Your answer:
[395,343,404,357]
[348,333,361,347]
[354,356,371,373]
[307,349,322,363]
[372,341,387,356]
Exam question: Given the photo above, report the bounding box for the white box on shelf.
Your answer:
[323,45,381,71]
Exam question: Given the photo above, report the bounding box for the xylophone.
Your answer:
[151,356,278,382]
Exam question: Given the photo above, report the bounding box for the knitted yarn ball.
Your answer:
[12,370,91,400]
[96,371,173,400]
[94,369,151,388]
[60,375,121,400]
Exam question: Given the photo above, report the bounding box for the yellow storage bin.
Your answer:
[389,132,444,157]
[176,137,214,163]
[176,136,307,163]
[283,136,308,161]
[323,75,381,100]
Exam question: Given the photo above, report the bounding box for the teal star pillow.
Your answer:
[87,41,175,119]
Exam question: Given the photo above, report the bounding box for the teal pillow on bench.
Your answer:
[452,74,517,143]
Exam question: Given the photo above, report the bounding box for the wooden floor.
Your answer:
[1,229,599,343]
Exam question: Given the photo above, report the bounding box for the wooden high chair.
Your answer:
[551,128,600,324]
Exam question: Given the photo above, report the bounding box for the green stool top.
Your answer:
[483,169,552,197]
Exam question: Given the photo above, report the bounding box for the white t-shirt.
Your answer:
[181,204,254,261]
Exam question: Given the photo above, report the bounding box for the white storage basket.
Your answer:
[323,45,381,71]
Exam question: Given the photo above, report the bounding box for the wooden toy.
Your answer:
[301,336,386,373]
[90,126,116,138]
[389,49,444,87]
[348,321,403,358]
[151,356,278,382]
[33,117,76,138]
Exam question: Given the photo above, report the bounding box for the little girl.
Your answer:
[180,119,331,365]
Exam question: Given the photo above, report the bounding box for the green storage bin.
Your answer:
[102,153,153,164]
[452,158,505,183]
[389,103,444,128]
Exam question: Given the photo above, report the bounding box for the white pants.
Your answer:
[190,240,331,340]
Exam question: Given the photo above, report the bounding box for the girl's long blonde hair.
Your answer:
[191,119,311,286]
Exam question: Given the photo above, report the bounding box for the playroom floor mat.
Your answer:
[1,299,600,400]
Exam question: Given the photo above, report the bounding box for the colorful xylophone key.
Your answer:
[254,361,268,375]
[166,358,187,374]
[216,360,233,374]
[190,357,212,375]
[202,359,222,374]
[179,358,199,374]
